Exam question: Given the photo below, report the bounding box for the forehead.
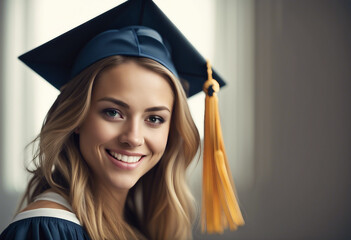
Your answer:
[91,61,174,109]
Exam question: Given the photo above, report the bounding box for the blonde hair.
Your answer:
[20,56,200,240]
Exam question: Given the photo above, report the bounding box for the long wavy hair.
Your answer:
[19,56,200,240]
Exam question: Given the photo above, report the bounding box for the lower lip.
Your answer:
[106,151,144,170]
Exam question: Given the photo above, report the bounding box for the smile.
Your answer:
[106,150,143,163]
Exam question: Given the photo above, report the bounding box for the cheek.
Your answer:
[78,116,114,157]
[147,127,170,157]
[81,113,113,139]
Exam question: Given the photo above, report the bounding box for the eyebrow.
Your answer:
[97,97,171,112]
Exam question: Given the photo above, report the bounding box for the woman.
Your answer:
[0,1,206,238]
[1,1,241,239]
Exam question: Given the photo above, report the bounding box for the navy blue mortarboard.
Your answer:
[18,0,225,97]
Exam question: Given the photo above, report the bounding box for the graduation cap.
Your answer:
[18,0,244,233]
[18,0,224,97]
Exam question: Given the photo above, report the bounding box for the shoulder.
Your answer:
[0,217,90,240]
[21,199,71,212]
[14,191,80,224]
[0,191,90,240]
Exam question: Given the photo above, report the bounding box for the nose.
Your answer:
[118,119,144,148]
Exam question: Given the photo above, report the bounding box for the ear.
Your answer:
[74,127,80,134]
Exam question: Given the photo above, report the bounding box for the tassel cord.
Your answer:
[202,60,245,233]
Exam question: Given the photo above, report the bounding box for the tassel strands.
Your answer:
[201,60,245,233]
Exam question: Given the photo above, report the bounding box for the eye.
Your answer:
[146,115,165,125]
[103,109,123,120]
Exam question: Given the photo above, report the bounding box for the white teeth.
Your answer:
[109,151,141,163]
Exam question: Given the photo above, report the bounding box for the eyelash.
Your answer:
[146,115,165,125]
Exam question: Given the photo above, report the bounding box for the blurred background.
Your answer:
[1,0,351,239]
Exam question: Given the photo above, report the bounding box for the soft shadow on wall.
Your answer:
[0,0,21,232]
[197,0,351,240]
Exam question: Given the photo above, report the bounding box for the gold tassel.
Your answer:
[201,60,245,233]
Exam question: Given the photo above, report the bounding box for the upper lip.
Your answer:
[107,149,145,157]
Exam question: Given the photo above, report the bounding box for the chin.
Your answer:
[108,175,140,191]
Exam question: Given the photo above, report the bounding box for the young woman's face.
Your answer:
[78,61,174,192]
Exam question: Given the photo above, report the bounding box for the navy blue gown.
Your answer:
[0,217,90,240]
